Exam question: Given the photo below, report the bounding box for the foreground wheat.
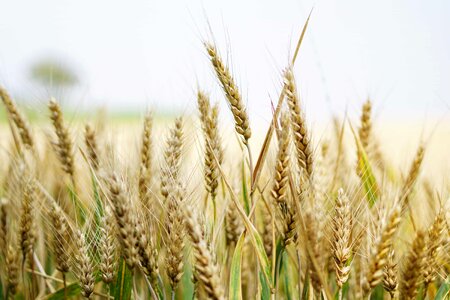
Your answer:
[0,33,448,300]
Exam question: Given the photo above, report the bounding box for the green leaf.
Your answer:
[370,284,384,300]
[281,250,293,300]
[216,155,273,290]
[67,183,87,224]
[351,125,379,207]
[114,258,133,300]
[0,274,4,300]
[302,272,310,300]
[181,252,194,300]
[259,271,271,300]
[241,162,250,215]
[229,233,246,300]
[435,277,450,300]
[274,239,284,287]
[249,222,273,289]
[42,282,81,300]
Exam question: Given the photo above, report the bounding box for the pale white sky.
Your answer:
[0,0,449,123]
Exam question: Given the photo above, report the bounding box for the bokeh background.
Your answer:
[1,0,449,175]
[1,0,449,120]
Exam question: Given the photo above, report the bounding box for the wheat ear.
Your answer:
[400,230,427,300]
[423,210,445,286]
[362,205,401,295]
[332,188,352,289]
[0,86,35,149]
[108,174,138,269]
[49,201,71,274]
[205,43,251,144]
[358,99,372,150]
[197,90,222,201]
[19,181,36,263]
[304,211,324,293]
[0,198,9,258]
[99,206,117,284]
[165,183,185,291]
[160,117,183,200]
[135,215,159,285]
[74,229,95,299]
[401,144,425,211]
[139,112,153,208]
[225,199,242,248]
[284,67,313,178]
[48,99,75,178]
[84,124,100,171]
[184,206,224,300]
[383,249,398,298]
[6,243,20,298]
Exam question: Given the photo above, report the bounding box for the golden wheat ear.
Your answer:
[0,86,35,149]
[362,205,401,296]
[48,99,76,178]
[423,210,446,288]
[6,242,20,298]
[197,90,222,202]
[332,188,352,290]
[107,173,138,270]
[160,117,183,201]
[73,229,95,299]
[183,205,224,300]
[99,205,117,285]
[138,111,153,208]
[19,181,36,263]
[400,230,427,300]
[401,144,425,211]
[284,67,314,179]
[383,249,398,298]
[165,182,185,293]
[204,43,251,145]
[84,123,100,171]
[358,99,372,151]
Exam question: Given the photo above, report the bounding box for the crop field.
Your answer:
[0,18,449,300]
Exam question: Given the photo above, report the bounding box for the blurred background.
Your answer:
[0,0,449,124]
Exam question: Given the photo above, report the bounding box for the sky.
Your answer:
[0,0,449,124]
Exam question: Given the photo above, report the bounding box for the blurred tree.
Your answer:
[30,59,78,88]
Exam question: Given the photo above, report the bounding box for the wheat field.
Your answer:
[0,20,449,300]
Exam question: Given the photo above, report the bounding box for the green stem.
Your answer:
[62,272,67,300]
